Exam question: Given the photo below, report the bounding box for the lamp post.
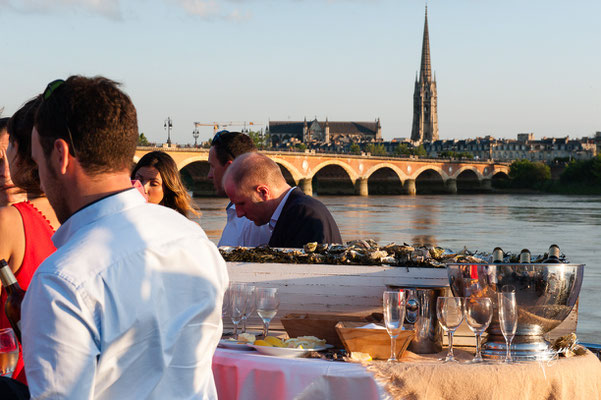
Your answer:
[164,117,173,147]
[192,126,200,147]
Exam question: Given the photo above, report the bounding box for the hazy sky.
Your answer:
[1,0,600,144]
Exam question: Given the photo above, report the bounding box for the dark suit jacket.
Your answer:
[268,188,342,248]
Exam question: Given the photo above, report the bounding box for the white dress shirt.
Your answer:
[22,188,229,400]
[218,203,272,247]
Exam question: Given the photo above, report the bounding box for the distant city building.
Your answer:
[268,118,381,147]
[422,134,597,161]
[411,6,439,144]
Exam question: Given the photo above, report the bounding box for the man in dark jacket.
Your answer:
[223,152,342,248]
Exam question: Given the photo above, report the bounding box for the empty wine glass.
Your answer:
[229,283,247,339]
[498,290,518,363]
[255,287,279,338]
[436,297,465,362]
[383,291,407,362]
[465,297,493,363]
[241,285,256,333]
[0,328,18,377]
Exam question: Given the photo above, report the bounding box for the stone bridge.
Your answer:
[135,147,510,196]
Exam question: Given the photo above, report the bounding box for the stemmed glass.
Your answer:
[229,283,247,339]
[255,288,279,338]
[436,297,465,362]
[498,290,518,363]
[241,285,256,333]
[465,297,493,363]
[383,291,407,362]
[0,328,18,377]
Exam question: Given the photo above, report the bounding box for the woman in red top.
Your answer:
[0,97,60,384]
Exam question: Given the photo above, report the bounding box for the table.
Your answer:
[213,347,601,400]
[212,348,383,400]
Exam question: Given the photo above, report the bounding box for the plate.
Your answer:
[248,344,329,358]
[218,339,256,350]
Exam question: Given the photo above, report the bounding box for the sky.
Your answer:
[1,0,600,145]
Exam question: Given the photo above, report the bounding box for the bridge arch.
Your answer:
[177,155,209,171]
[309,160,359,182]
[411,165,450,181]
[414,167,447,194]
[364,163,408,182]
[451,166,484,181]
[310,160,356,195]
[269,157,303,184]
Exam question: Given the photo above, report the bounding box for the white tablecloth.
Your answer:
[212,348,383,400]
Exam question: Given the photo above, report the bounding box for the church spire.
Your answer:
[419,5,432,83]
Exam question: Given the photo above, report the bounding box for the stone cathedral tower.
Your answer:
[411,6,439,143]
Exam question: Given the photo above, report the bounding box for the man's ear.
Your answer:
[256,185,270,201]
[53,138,71,175]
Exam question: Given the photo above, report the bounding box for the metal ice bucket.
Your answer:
[388,285,446,354]
[446,263,584,361]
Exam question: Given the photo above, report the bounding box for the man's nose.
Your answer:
[142,182,151,194]
[207,168,213,180]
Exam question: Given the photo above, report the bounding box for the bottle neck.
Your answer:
[0,264,18,287]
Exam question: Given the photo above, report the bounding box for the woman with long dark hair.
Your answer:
[131,151,198,218]
[0,96,60,384]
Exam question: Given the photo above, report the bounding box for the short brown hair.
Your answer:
[211,131,256,166]
[7,96,44,196]
[35,76,138,175]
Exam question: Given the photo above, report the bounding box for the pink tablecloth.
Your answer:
[212,348,383,400]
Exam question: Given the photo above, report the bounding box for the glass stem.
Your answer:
[233,323,239,340]
[390,336,397,361]
[263,321,269,338]
[241,318,247,333]
[475,333,481,359]
[505,338,511,362]
[448,331,454,358]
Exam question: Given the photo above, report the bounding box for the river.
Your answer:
[192,194,601,343]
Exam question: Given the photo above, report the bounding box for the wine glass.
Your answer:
[383,291,407,362]
[255,287,279,338]
[229,283,247,339]
[465,297,493,363]
[436,297,465,362]
[222,286,231,321]
[498,290,518,363]
[0,328,18,377]
[241,285,256,333]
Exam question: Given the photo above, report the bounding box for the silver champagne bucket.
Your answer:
[388,285,446,354]
[446,263,584,361]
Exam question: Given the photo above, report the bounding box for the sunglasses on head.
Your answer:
[211,130,235,160]
[41,79,78,158]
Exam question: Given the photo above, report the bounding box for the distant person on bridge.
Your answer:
[132,150,199,217]
[208,130,271,247]
[223,152,342,248]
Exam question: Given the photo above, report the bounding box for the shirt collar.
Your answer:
[52,188,146,248]
[269,187,295,231]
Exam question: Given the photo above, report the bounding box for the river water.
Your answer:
[192,194,601,343]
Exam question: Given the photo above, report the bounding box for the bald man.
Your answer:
[223,152,342,248]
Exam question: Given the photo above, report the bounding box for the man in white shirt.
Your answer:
[207,130,271,247]
[23,76,229,399]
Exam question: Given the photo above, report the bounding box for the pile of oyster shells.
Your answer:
[220,240,482,267]
[219,240,569,267]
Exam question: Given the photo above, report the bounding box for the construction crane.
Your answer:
[193,121,262,135]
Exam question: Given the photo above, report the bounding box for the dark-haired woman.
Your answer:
[0,97,60,384]
[132,151,199,218]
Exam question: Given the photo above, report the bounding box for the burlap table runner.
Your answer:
[362,349,601,399]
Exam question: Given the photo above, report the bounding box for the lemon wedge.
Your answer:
[253,340,273,347]
[264,336,285,347]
